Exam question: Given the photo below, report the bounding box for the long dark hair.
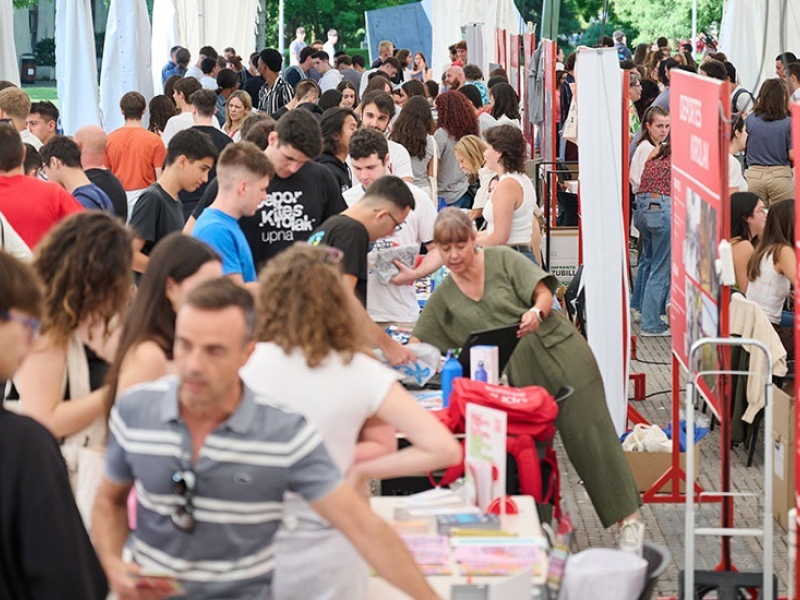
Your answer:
[747,199,795,281]
[390,96,434,159]
[320,107,358,157]
[490,83,521,121]
[730,192,761,242]
[105,234,220,406]
[148,95,177,134]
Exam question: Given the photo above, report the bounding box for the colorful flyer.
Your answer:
[465,403,507,512]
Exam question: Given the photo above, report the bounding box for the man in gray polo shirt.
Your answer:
[92,279,437,600]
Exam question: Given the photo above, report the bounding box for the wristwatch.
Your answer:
[528,307,543,322]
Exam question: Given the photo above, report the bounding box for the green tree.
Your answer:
[263,0,415,57]
[612,0,722,43]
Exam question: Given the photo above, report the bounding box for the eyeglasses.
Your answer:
[386,211,404,232]
[0,310,40,339]
[171,469,197,532]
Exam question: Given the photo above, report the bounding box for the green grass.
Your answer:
[22,84,58,105]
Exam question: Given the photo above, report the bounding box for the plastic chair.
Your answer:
[638,541,671,600]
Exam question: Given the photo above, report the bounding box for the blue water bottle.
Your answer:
[474,361,488,382]
[441,350,463,408]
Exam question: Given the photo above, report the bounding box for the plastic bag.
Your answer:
[375,343,441,387]
[621,424,672,453]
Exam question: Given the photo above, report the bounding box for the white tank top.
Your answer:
[483,172,537,245]
[746,253,790,324]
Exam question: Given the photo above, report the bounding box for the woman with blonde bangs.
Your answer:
[223,90,252,141]
[454,134,497,221]
[240,243,460,600]
[11,212,132,443]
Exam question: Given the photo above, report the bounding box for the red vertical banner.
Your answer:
[523,33,534,66]
[793,102,800,599]
[495,28,508,68]
[670,70,729,415]
[509,34,520,95]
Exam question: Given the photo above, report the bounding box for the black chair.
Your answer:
[638,541,671,600]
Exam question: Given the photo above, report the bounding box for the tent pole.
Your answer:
[278,0,285,58]
[692,0,698,56]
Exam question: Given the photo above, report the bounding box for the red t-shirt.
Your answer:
[0,175,84,249]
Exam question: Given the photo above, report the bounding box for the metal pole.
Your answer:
[692,0,698,57]
[278,0,285,58]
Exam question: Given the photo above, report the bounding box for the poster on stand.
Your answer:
[495,28,508,68]
[509,34,520,96]
[793,102,800,596]
[670,70,729,416]
[548,228,580,285]
[465,403,507,512]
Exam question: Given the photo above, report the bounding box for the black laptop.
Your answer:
[412,323,521,389]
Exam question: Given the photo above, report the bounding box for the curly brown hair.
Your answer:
[390,96,434,159]
[435,91,479,140]
[33,212,132,345]
[256,244,365,368]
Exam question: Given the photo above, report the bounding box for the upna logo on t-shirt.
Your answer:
[307,231,325,246]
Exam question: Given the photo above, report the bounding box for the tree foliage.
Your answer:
[612,0,722,43]
[264,0,414,54]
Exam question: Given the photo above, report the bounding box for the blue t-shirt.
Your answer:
[745,113,793,167]
[192,208,257,282]
[73,183,115,214]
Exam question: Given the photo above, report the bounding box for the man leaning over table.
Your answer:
[91,278,439,600]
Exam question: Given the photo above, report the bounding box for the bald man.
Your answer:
[74,126,128,221]
[445,66,465,90]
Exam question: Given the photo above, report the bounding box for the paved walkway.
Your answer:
[557,326,790,597]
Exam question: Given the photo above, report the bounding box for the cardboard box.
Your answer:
[772,386,795,531]
[624,443,700,494]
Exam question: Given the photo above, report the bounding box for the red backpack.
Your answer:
[430,378,562,514]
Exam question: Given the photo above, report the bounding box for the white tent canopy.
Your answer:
[430,0,524,77]
[100,0,154,132]
[0,0,20,85]
[174,0,259,70]
[55,0,103,134]
[150,0,180,94]
[719,0,800,93]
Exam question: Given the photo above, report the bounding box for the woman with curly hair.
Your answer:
[240,243,459,600]
[434,91,478,207]
[147,95,177,136]
[105,233,221,407]
[223,90,253,141]
[390,96,435,192]
[12,212,132,442]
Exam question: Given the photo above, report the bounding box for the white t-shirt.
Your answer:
[319,68,343,92]
[199,75,217,90]
[185,65,202,80]
[344,182,436,323]
[629,140,655,194]
[20,128,42,150]
[729,155,748,192]
[482,172,536,245]
[161,111,221,147]
[240,342,396,493]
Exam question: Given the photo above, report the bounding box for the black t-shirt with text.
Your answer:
[129,183,184,256]
[86,168,128,221]
[308,214,369,306]
[193,161,346,268]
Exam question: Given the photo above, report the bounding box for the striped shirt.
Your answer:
[257,76,294,114]
[106,376,341,599]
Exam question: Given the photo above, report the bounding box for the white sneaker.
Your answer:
[631,308,641,323]
[619,519,645,555]
[640,328,671,337]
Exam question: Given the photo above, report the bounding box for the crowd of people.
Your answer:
[614,33,798,348]
[4,25,791,599]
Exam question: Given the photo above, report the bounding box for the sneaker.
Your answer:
[631,308,642,323]
[619,519,645,555]
[640,328,671,337]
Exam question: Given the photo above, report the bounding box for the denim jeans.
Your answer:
[633,194,671,333]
